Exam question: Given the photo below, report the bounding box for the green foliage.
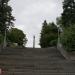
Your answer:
[61,25,75,52]
[40,20,58,48]
[58,0,75,52]
[62,0,75,28]
[7,28,27,46]
[0,0,15,35]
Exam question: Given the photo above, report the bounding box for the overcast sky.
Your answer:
[9,0,63,48]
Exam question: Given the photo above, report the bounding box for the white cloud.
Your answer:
[9,0,63,48]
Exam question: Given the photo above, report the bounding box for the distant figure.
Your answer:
[33,36,35,48]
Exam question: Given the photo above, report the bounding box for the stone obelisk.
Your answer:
[33,36,35,48]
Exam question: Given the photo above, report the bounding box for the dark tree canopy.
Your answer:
[40,20,58,48]
[0,0,15,35]
[62,0,75,27]
[7,28,27,46]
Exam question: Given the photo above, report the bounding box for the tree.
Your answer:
[7,28,27,46]
[61,25,75,52]
[40,20,48,48]
[40,20,58,48]
[62,0,75,27]
[59,0,75,52]
[0,0,15,35]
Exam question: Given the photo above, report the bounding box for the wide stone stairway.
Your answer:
[0,47,75,75]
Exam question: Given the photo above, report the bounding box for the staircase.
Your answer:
[0,47,75,75]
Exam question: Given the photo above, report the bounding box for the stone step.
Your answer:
[0,50,60,55]
[0,54,64,59]
[0,60,75,67]
[0,61,65,66]
[0,58,64,65]
[0,61,75,71]
[2,70,75,75]
[0,47,69,75]
[2,73,75,75]
[1,47,59,54]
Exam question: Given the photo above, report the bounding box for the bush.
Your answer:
[61,25,75,52]
[50,39,58,46]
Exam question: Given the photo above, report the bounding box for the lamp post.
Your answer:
[57,25,63,47]
[2,0,7,48]
[3,28,7,48]
[0,0,6,48]
[57,25,60,46]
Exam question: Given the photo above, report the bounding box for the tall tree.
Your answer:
[40,20,58,48]
[7,28,27,46]
[40,20,48,48]
[62,0,75,27]
[0,0,15,35]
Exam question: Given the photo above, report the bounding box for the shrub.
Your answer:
[61,25,75,52]
[50,39,58,46]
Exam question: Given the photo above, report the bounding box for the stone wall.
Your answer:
[57,43,70,60]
